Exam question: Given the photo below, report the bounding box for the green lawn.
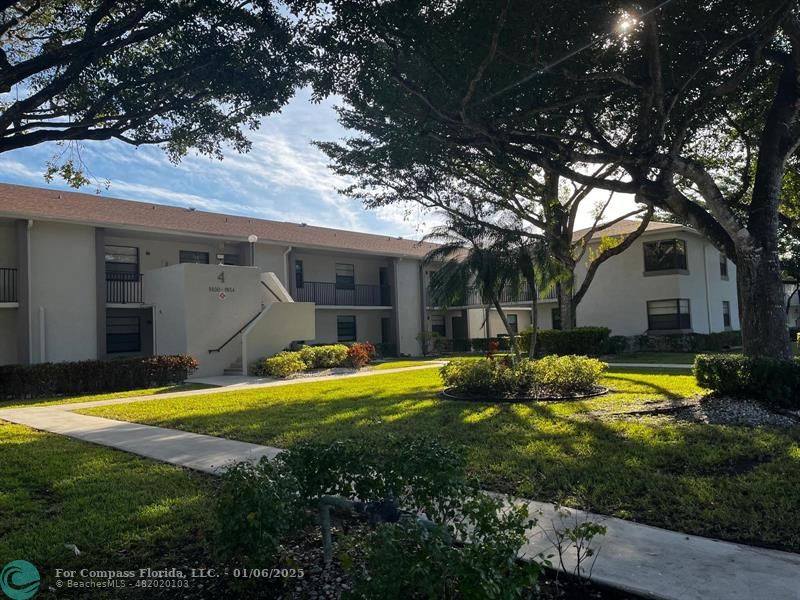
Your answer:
[367,359,443,370]
[79,368,800,552]
[0,421,215,594]
[0,383,215,410]
[605,352,698,364]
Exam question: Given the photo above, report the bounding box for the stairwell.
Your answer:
[224,356,243,376]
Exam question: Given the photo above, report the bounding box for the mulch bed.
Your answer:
[441,386,610,403]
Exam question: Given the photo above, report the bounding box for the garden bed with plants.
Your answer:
[252,342,377,378]
[440,355,609,402]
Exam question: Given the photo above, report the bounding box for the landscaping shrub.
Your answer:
[277,436,467,511]
[215,437,541,597]
[256,351,307,377]
[518,327,611,356]
[350,492,540,600]
[531,355,608,397]
[347,341,376,369]
[441,359,496,395]
[693,354,800,409]
[0,355,197,399]
[215,457,303,563]
[441,356,606,399]
[254,343,376,377]
[298,344,349,369]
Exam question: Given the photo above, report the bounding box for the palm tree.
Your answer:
[424,216,552,358]
[514,239,566,357]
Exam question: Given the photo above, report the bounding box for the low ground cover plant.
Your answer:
[216,437,542,598]
[441,356,607,399]
[0,355,197,399]
[253,342,377,377]
[694,353,800,409]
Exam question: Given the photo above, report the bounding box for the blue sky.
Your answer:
[0,87,635,239]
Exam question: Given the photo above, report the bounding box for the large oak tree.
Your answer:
[0,0,304,177]
[295,0,800,358]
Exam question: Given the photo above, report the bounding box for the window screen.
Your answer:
[106,316,141,353]
[179,250,209,264]
[337,315,356,342]
[643,239,687,272]
[430,314,446,336]
[105,245,138,276]
[647,299,691,330]
[335,263,355,289]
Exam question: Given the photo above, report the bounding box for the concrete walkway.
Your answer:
[187,361,447,389]
[1,391,798,600]
[608,362,692,369]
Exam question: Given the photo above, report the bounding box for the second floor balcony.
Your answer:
[0,267,17,303]
[293,281,392,307]
[432,284,558,308]
[106,272,143,304]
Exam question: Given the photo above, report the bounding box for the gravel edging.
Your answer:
[441,386,610,403]
[588,395,799,428]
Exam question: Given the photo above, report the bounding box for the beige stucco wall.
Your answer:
[145,263,265,377]
[29,221,97,362]
[242,301,316,374]
[394,259,422,355]
[0,221,17,267]
[462,307,541,338]
[313,309,392,345]
[105,234,243,271]
[292,250,391,288]
[255,244,290,286]
[574,231,737,336]
[0,309,18,364]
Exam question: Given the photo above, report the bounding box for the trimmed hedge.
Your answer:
[693,354,800,409]
[440,355,607,399]
[0,355,198,400]
[517,327,611,356]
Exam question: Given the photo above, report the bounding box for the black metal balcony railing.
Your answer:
[106,273,143,304]
[0,268,17,303]
[293,282,392,306]
[452,285,558,307]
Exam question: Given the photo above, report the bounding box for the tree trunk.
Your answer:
[523,271,539,358]
[736,244,791,359]
[530,293,539,358]
[557,279,577,330]
[492,298,519,357]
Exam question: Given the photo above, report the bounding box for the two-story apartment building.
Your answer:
[424,220,741,342]
[0,183,741,375]
[0,183,434,375]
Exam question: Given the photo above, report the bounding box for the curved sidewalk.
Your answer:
[1,379,798,600]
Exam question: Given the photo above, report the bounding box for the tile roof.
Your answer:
[572,219,683,241]
[0,183,437,258]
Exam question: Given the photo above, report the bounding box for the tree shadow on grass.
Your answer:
[79,372,800,552]
[0,422,215,579]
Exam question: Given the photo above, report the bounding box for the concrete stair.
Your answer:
[223,356,243,376]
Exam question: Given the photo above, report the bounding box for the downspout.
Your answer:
[702,244,712,334]
[38,306,45,362]
[282,245,293,290]
[418,262,427,355]
[26,220,33,363]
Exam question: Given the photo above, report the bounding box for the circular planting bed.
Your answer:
[441,385,610,403]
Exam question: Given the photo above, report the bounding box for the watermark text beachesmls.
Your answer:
[51,566,304,591]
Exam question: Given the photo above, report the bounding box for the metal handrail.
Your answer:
[208,310,263,354]
[293,281,392,306]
